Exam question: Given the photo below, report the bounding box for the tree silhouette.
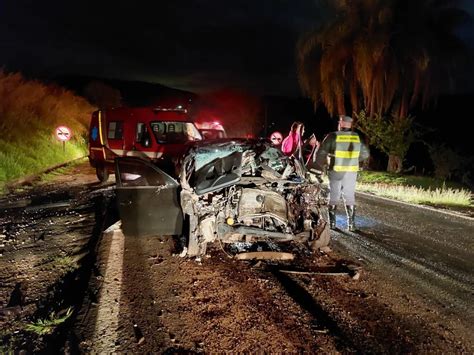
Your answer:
[297,0,470,171]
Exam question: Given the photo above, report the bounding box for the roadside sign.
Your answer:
[55,126,72,142]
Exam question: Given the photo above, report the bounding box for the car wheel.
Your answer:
[96,165,109,183]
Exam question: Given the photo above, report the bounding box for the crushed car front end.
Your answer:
[179,139,329,256]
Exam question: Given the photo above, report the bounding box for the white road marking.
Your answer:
[92,221,125,352]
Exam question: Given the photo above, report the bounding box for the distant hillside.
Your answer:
[55,75,196,107]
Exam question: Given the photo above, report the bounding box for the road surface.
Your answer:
[333,193,474,328]
[1,162,472,352]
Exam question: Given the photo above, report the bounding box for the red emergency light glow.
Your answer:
[196,121,224,130]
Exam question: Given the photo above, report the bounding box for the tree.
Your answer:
[355,110,415,173]
[297,0,469,172]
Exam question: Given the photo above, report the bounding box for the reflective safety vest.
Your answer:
[333,132,361,172]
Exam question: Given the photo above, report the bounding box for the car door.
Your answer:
[115,157,183,236]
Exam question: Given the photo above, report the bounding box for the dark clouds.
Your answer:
[0,0,326,95]
[0,0,472,95]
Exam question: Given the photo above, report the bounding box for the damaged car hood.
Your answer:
[180,138,303,195]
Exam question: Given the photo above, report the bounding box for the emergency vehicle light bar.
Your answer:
[152,106,187,113]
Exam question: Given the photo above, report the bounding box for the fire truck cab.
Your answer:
[88,106,202,182]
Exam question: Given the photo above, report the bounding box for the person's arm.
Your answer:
[290,132,303,160]
[314,133,334,170]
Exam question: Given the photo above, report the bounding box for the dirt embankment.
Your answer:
[0,163,116,353]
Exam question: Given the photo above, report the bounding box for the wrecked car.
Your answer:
[114,139,329,256]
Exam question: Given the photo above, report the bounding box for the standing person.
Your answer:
[281,121,305,161]
[315,115,370,231]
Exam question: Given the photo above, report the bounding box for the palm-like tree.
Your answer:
[297,0,469,171]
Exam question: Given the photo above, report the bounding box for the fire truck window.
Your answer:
[166,123,183,143]
[151,122,166,143]
[108,121,123,139]
[136,123,144,142]
[185,123,203,141]
[136,123,151,147]
[150,121,202,143]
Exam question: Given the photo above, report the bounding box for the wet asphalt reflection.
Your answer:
[331,193,474,329]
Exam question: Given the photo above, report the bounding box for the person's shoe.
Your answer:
[345,205,356,231]
[328,205,337,230]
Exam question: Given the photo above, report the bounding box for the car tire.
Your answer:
[96,165,109,183]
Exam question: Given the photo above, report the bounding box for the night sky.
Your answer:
[0,0,473,96]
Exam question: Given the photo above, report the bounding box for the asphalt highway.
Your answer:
[332,192,474,331]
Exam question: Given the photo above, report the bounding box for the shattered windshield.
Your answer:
[183,139,304,189]
[194,142,246,170]
[190,140,298,175]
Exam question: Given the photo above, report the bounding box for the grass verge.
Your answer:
[39,159,86,183]
[357,171,473,209]
[0,132,87,193]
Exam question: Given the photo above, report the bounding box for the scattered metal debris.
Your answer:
[278,269,349,276]
[275,263,363,279]
[235,251,295,261]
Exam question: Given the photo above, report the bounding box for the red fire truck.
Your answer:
[88,106,202,182]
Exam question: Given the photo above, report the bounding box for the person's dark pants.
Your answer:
[328,171,357,205]
[328,171,358,231]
